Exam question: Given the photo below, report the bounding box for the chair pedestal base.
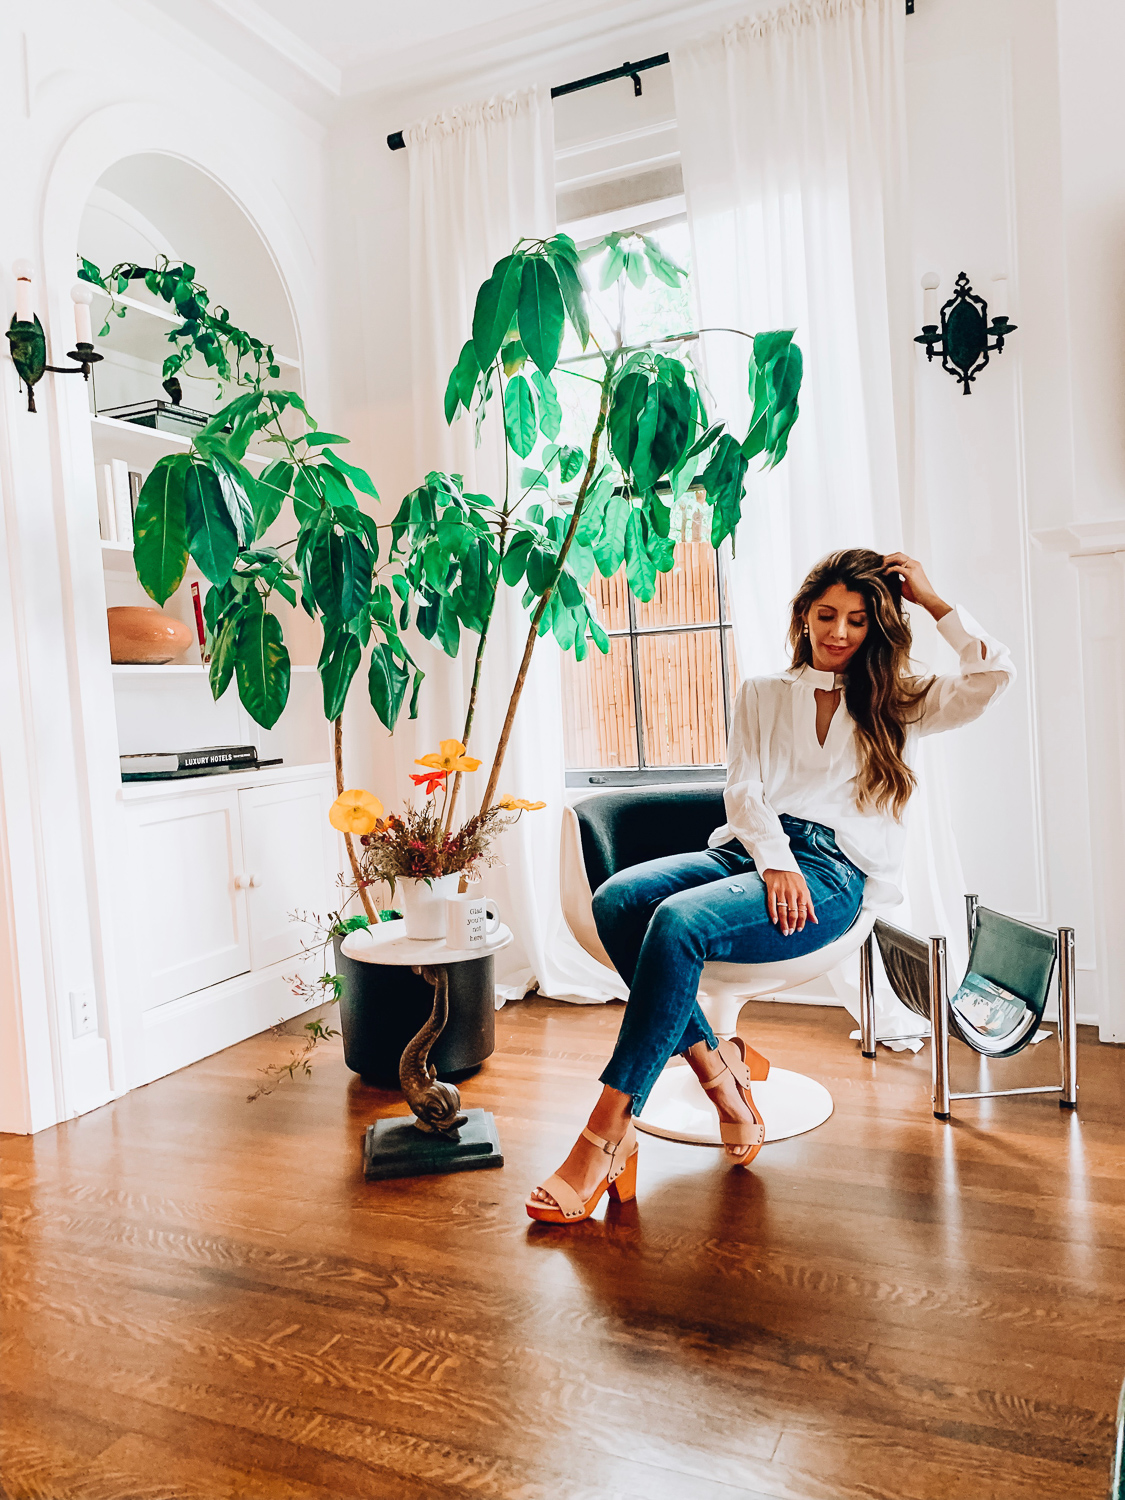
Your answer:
[634,1059,833,1145]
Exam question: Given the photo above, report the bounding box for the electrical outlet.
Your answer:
[69,988,97,1038]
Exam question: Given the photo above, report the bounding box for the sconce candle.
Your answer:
[921,271,940,328]
[71,284,94,346]
[13,260,33,323]
[7,258,102,413]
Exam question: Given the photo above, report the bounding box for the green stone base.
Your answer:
[363,1108,503,1181]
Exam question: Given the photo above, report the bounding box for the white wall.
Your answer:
[0,0,331,1132]
[6,0,1124,1131]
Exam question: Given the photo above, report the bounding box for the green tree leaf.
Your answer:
[501,338,526,375]
[631,377,691,490]
[766,342,803,414]
[552,251,590,350]
[133,454,191,606]
[209,454,255,546]
[473,254,523,370]
[324,448,379,499]
[503,374,538,458]
[320,630,362,720]
[517,258,565,375]
[558,445,585,484]
[450,339,480,419]
[532,370,562,440]
[593,489,630,577]
[576,476,613,545]
[235,610,290,729]
[254,460,293,539]
[608,371,650,471]
[293,466,325,526]
[625,509,656,600]
[185,463,239,586]
[368,642,410,730]
[208,616,238,700]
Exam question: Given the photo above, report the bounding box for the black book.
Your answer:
[120,745,259,775]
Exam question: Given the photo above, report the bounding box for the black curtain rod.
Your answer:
[386,3,915,154]
[386,53,669,150]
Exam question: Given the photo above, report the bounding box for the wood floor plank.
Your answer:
[1,998,1120,1499]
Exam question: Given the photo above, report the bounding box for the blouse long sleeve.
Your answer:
[918,604,1016,737]
[722,679,802,873]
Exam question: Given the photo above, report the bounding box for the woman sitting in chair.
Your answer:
[528,548,1015,1224]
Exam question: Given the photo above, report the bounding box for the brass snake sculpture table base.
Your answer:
[363,962,504,1181]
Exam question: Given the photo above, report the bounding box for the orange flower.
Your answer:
[329,788,384,835]
[415,739,481,774]
[410,770,448,796]
[498,795,547,812]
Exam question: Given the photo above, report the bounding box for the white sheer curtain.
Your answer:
[674,0,967,1043]
[404,88,624,1003]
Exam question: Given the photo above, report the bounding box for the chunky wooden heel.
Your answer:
[744,1044,771,1081]
[526,1121,639,1223]
[606,1147,637,1203]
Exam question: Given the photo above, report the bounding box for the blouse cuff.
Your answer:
[747,835,801,874]
[936,603,1003,673]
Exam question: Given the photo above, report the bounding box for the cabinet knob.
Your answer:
[233,872,248,890]
[248,873,262,888]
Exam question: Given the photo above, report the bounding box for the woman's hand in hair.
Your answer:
[881,553,952,621]
[763,870,817,937]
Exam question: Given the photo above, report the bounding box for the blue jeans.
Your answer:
[593,815,867,1112]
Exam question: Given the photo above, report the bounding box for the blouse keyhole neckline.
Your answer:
[813,686,842,749]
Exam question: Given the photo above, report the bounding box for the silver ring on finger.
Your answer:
[776,901,789,908]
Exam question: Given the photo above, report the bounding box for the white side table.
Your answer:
[342,921,513,1180]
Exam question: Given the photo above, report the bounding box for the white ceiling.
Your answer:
[145,0,748,109]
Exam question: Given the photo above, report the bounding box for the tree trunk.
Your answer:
[478,360,616,814]
[335,715,377,921]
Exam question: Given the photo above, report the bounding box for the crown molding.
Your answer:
[204,0,342,94]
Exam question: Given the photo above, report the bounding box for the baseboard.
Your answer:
[138,949,323,1087]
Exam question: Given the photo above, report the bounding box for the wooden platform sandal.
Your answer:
[525,1121,639,1224]
[700,1036,769,1167]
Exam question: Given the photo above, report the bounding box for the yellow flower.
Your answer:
[329,788,384,835]
[498,795,547,812]
[415,739,481,774]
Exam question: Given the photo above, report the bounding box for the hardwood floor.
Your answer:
[2,997,1122,1500]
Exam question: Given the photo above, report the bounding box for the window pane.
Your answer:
[725,625,741,700]
[561,636,639,769]
[638,630,728,767]
[585,562,631,633]
[634,539,720,629]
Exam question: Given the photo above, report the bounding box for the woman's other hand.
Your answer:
[881,552,951,621]
[763,870,817,936]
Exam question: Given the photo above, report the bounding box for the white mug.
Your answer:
[445,891,500,948]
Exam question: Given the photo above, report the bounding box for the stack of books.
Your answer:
[120,745,281,782]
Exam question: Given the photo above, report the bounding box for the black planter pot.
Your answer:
[332,935,496,1089]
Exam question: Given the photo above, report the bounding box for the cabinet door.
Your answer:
[126,789,251,1009]
[239,777,335,970]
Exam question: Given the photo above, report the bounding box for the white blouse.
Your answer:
[709,605,1016,910]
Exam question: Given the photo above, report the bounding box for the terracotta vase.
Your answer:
[107,605,194,664]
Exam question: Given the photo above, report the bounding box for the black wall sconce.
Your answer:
[914,270,1017,394]
[6,261,102,413]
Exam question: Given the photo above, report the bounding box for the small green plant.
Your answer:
[78,254,282,394]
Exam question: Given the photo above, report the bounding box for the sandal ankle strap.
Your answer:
[580,1121,636,1181]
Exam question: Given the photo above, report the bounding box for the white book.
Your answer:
[98,463,117,542]
[111,459,133,547]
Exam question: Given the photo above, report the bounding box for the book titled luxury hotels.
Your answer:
[120,745,261,780]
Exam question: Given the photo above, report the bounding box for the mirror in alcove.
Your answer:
[79,154,326,769]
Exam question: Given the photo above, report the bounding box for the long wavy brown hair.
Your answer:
[788,549,933,819]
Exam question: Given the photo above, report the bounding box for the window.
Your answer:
[556,214,738,788]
